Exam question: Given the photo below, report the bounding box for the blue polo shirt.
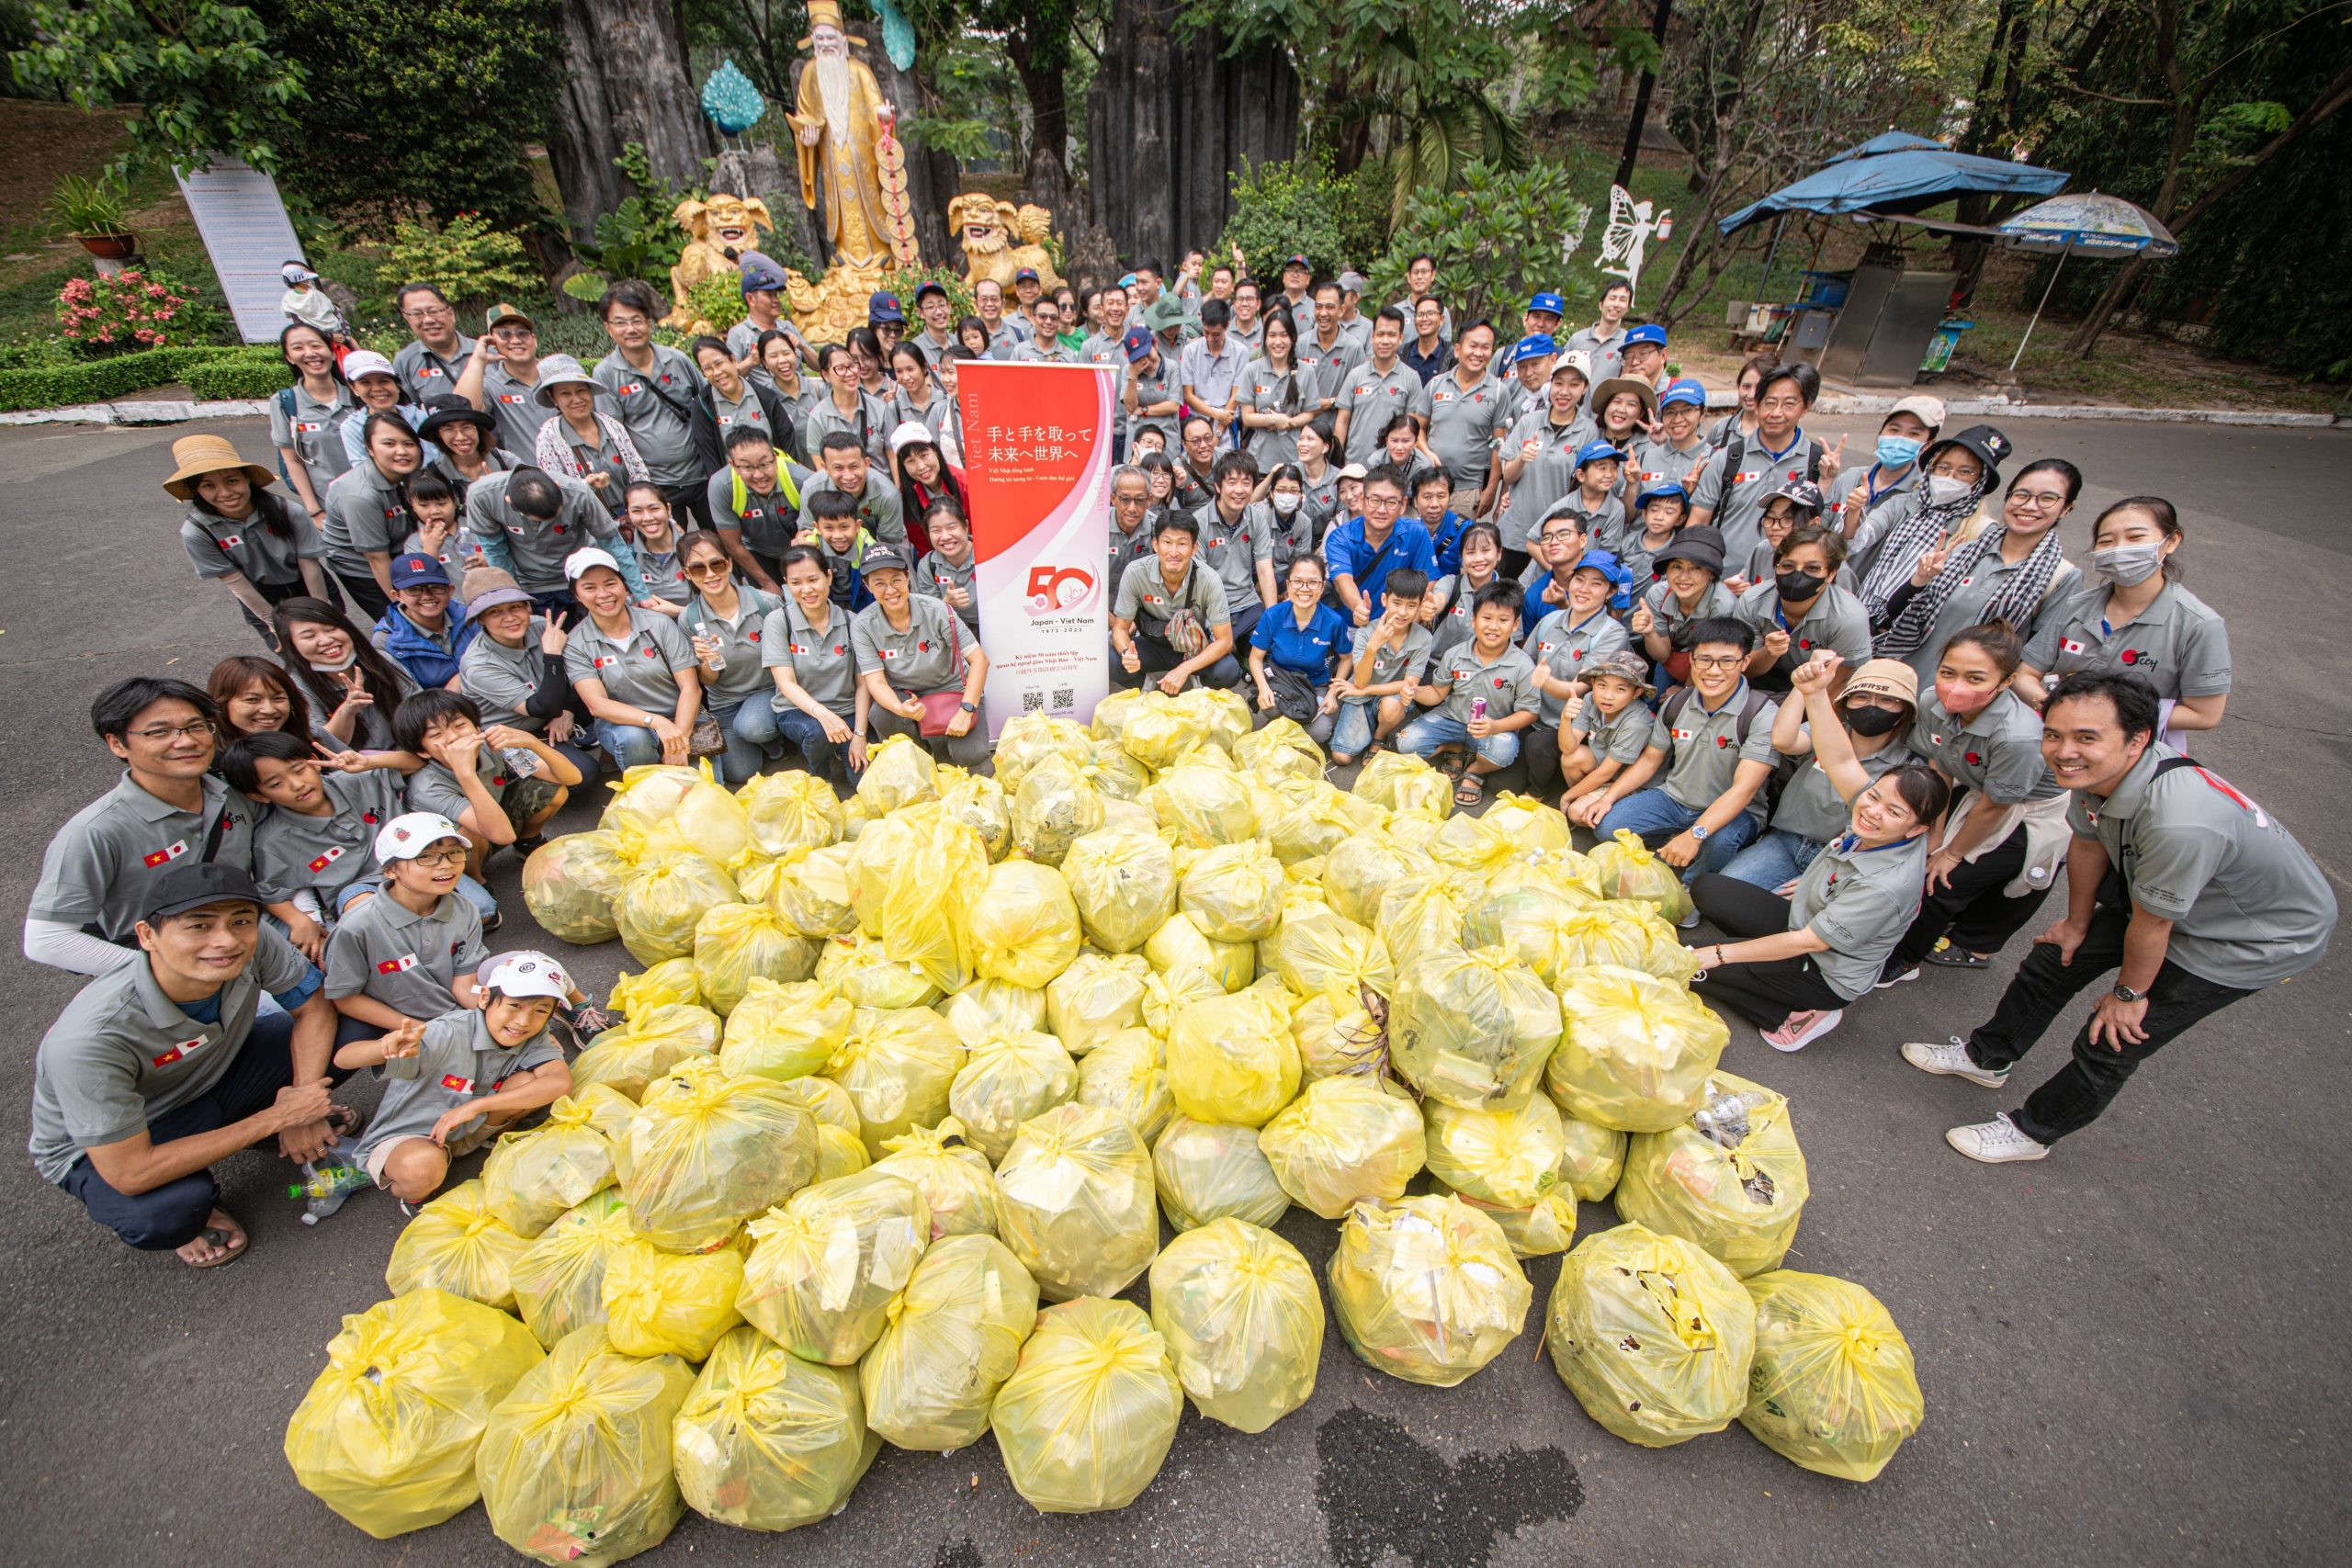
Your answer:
[1250,600,1351,677]
[1323,517,1438,607]
[1424,511,1471,577]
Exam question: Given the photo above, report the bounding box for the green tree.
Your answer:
[8,0,306,175]
[1365,159,1593,326]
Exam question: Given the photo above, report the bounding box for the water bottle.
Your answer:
[1691,1088,1772,1150]
[289,1158,370,1224]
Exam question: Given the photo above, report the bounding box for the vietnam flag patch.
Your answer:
[307,846,345,873]
[376,953,420,975]
[150,1037,206,1068]
[142,840,189,869]
[439,1073,474,1093]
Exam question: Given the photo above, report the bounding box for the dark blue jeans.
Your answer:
[775,703,858,786]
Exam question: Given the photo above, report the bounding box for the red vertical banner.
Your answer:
[956,360,1118,739]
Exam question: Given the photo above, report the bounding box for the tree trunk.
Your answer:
[1613,0,1675,190]
[1006,37,1072,218]
[867,44,958,265]
[546,0,713,235]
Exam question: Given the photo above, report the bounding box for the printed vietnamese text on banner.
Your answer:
[955,360,1117,739]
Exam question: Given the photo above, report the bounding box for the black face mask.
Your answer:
[1846,705,1905,738]
[1776,569,1826,601]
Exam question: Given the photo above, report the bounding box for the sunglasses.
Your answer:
[684,558,732,578]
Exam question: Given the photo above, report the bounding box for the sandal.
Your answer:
[325,1103,366,1141]
[176,1208,249,1269]
[1453,773,1487,807]
[1924,944,1996,969]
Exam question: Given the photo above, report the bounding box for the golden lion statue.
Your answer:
[664,193,775,329]
[951,194,1061,295]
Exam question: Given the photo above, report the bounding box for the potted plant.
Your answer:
[49,173,138,261]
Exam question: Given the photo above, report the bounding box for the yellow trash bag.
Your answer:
[1485,791,1574,852]
[765,841,860,938]
[1173,685,1250,751]
[860,1233,1039,1450]
[1290,989,1389,1082]
[512,1190,634,1348]
[1352,750,1453,818]
[1740,1270,1925,1483]
[950,1030,1080,1162]
[285,1287,545,1539]
[992,1101,1159,1301]
[1591,827,1691,925]
[1460,886,1590,989]
[1427,811,1518,879]
[1144,910,1255,994]
[615,854,739,966]
[1390,945,1560,1111]
[386,1180,532,1312]
[872,1118,1000,1239]
[968,861,1084,990]
[1087,737,1153,801]
[1046,952,1149,1055]
[482,1085,635,1236]
[1258,1075,1425,1219]
[1272,910,1394,1004]
[476,1324,695,1567]
[1423,1097,1568,1210]
[1320,833,1424,926]
[1433,1182,1580,1259]
[1234,716,1324,782]
[616,1059,820,1253]
[1329,1194,1531,1387]
[1267,784,1380,866]
[1147,762,1258,847]
[854,730,939,813]
[1167,985,1299,1126]
[771,1077,869,1184]
[990,1297,1183,1514]
[601,1236,744,1360]
[1091,686,1148,742]
[942,976,1049,1045]
[597,761,700,837]
[1384,807,1445,855]
[1374,868,1477,963]
[1558,1114,1629,1201]
[1486,842,1604,902]
[1061,826,1178,954]
[692,901,819,1017]
[1255,875,1332,975]
[1148,1218,1323,1433]
[1010,755,1106,867]
[738,1168,932,1364]
[628,763,755,869]
[1120,695,1209,770]
[814,931,940,1010]
[523,831,638,945]
[1546,1222,1757,1448]
[993,712,1095,796]
[737,769,843,858]
[1616,1072,1811,1278]
[719,977,854,1081]
[1140,963,1228,1040]
[824,1005,965,1156]
[1074,1028,1174,1144]
[1151,1115,1289,1231]
[573,1004,720,1100]
[673,1325,877,1531]
[849,801,988,995]
[608,957,702,1017]
[1548,964,1730,1132]
[1178,840,1286,942]
[936,765,1014,861]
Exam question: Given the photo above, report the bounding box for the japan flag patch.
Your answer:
[307,847,346,873]
[142,841,189,869]
[377,953,421,975]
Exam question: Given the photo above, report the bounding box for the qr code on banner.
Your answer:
[1052,687,1074,709]
[1022,690,1045,712]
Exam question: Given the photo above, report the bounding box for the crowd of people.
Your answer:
[21,243,2334,1270]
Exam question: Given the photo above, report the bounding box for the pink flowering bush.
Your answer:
[55,270,196,355]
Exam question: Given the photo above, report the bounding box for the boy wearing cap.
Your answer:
[1829,396,1940,538]
[337,951,575,1202]
[278,262,346,342]
[391,283,478,404]
[1613,322,1669,403]
[164,434,334,643]
[324,812,489,1040]
[454,302,562,457]
[1332,308,1429,470]
[1555,649,1655,809]
[1539,441,1630,554]
[30,863,345,1266]
[227,730,410,953]
[1399,581,1542,807]
[1628,378,1713,502]
[1618,481,1690,586]
[465,465,643,613]
[1525,550,1635,721]
[594,281,716,527]
[369,552,477,688]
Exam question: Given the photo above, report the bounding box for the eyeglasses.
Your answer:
[129,722,215,743]
[2009,490,2070,508]
[407,846,468,868]
[683,558,731,578]
[1690,654,1745,670]
[1539,528,1581,544]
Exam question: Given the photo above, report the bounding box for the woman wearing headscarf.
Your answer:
[532,353,649,518]
[1851,424,2007,606]
[1871,456,2083,694]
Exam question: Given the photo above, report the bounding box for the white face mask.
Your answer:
[308,649,358,673]
[1271,492,1303,515]
[1925,474,1973,507]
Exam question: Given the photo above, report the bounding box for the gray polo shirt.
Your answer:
[853,592,967,694]
[458,623,556,731]
[1013,340,1081,366]
[1424,570,1502,659]
[2072,744,2336,988]
[1689,431,1821,567]
[1430,641,1540,726]
[2023,580,2232,701]
[1425,370,1503,490]
[1114,557,1230,633]
[1346,618,1433,694]
[1540,492,1628,555]
[353,1007,561,1167]
[1192,500,1275,615]
[1627,434,1712,497]
[32,773,257,943]
[763,598,860,715]
[1563,324,1625,391]
[1734,581,1873,679]
[480,358,560,457]
[1770,739,1911,845]
[1789,832,1932,1000]
[1910,689,2060,804]
[801,391,893,469]
[28,928,316,1182]
[1244,368,1304,471]
[1640,579,1738,646]
[180,500,324,590]
[406,739,536,829]
[916,549,980,635]
[1523,608,1634,724]
[891,387,959,447]
[463,469,631,595]
[251,768,405,905]
[1575,698,1652,764]
[711,384,782,454]
[1335,362,1429,469]
[637,546,692,605]
[564,606,696,714]
[683,584,784,705]
[1649,682,1781,819]
[1109,515,1155,586]
[392,335,478,405]
[1125,354,1183,449]
[592,344,707,487]
[269,382,356,503]
[1826,463,1917,539]
[707,460,814,559]
[1295,330,1360,408]
[1498,408,1596,551]
[1178,334,1251,414]
[797,468,908,549]
[322,462,413,577]
[323,885,487,1021]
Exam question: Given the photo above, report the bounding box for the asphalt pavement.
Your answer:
[1,412,2346,1568]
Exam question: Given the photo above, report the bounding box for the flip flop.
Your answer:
[1925,946,1996,969]
[177,1209,248,1269]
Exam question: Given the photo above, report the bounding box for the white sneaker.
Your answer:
[1945,1112,2049,1164]
[1762,1009,1843,1052]
[1902,1037,2011,1089]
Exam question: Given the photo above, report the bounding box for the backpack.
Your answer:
[1660,682,1794,818]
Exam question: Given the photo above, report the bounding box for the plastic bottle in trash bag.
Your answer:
[1546,964,1730,1133]
[673,1325,879,1532]
[1328,1193,1531,1387]
[1616,1071,1811,1278]
[989,1296,1183,1514]
[615,1059,820,1253]
[386,1179,532,1313]
[859,1233,1039,1450]
[1256,1075,1424,1220]
[1545,1221,1757,1449]
[1388,945,1560,1111]
[738,1168,932,1365]
[1148,1217,1323,1432]
[1739,1269,1926,1483]
[289,1156,370,1224]
[510,1190,635,1349]
[991,1102,1159,1302]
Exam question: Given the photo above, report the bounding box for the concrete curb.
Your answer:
[0,398,272,427]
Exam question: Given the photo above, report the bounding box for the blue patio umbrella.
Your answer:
[1996,193,2179,370]
[1720,135,2067,234]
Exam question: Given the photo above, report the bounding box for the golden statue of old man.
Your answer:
[787,0,899,270]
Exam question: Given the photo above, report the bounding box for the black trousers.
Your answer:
[1888,818,2051,970]
[1687,873,1849,1027]
[665,480,716,532]
[1523,723,1566,799]
[1116,627,1244,691]
[332,567,390,622]
[1964,904,2256,1145]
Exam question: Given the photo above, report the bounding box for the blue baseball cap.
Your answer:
[1635,481,1691,513]
[738,253,786,296]
[1507,333,1558,367]
[1122,326,1155,364]
[911,279,949,305]
[1623,322,1668,350]
[1659,377,1707,410]
[1283,254,1312,272]
[1568,547,1636,608]
[1526,291,1566,318]
[1118,273,1138,289]
[1013,266,1040,284]
[390,553,451,590]
[1573,440,1626,470]
[867,291,905,324]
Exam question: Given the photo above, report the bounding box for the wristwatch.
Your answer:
[2111,982,2143,1003]
[1689,823,1712,841]
[957,701,978,714]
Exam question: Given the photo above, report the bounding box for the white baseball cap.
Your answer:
[481,950,571,1001]
[374,811,464,863]
[342,349,397,383]
[888,420,937,453]
[1889,394,1947,430]
[563,546,623,582]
